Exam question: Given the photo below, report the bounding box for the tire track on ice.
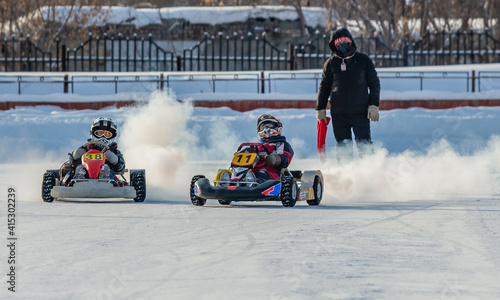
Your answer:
[336,201,444,236]
[375,201,484,253]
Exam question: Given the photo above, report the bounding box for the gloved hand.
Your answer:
[367,105,379,122]
[265,153,282,166]
[316,109,327,122]
[104,150,119,165]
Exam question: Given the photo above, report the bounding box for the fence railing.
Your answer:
[64,33,176,72]
[0,70,494,96]
[477,71,500,92]
[182,33,291,71]
[1,34,59,72]
[410,28,500,66]
[1,29,500,72]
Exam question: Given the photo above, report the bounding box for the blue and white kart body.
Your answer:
[190,143,323,207]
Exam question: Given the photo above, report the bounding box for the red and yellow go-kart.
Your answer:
[42,141,146,202]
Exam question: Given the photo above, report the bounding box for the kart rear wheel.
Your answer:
[307,176,322,206]
[190,175,207,206]
[280,176,298,207]
[131,171,146,202]
[218,200,232,205]
[42,172,56,202]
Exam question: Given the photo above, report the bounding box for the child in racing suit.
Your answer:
[253,114,294,183]
[62,117,125,182]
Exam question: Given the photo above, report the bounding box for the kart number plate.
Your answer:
[231,153,257,166]
[84,153,105,161]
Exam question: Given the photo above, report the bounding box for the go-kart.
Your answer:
[41,140,146,202]
[190,142,323,207]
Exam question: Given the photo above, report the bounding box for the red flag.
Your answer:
[317,117,331,163]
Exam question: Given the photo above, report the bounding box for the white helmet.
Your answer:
[90,117,117,144]
[257,114,283,139]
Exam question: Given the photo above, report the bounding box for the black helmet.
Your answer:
[90,117,117,144]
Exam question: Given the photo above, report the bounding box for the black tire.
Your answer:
[131,171,146,202]
[218,200,232,205]
[307,176,322,206]
[280,176,298,207]
[190,175,207,206]
[42,172,56,202]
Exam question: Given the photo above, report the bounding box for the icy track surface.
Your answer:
[1,160,500,299]
[1,171,500,299]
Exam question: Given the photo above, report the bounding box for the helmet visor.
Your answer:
[94,130,113,138]
[258,120,277,132]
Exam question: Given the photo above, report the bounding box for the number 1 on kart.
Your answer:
[231,153,257,166]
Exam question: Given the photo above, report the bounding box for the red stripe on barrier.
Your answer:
[379,99,500,110]
[191,100,318,112]
[0,101,137,110]
[1,99,500,111]
[193,99,500,112]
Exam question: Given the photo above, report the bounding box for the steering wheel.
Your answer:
[82,140,110,153]
[261,144,271,154]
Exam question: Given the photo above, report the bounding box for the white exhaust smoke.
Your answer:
[319,137,500,204]
[119,92,195,197]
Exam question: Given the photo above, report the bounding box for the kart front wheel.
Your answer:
[190,175,207,206]
[280,176,298,207]
[131,171,147,202]
[42,172,56,202]
[307,176,322,206]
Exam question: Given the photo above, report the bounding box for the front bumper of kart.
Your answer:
[194,178,282,201]
[51,179,137,199]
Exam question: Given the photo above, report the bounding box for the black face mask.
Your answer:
[336,42,353,57]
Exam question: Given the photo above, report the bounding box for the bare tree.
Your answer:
[279,0,308,43]
[3,0,500,56]
[0,0,110,50]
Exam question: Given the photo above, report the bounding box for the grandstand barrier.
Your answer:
[1,70,500,111]
[2,99,500,112]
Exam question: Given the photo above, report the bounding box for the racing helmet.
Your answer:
[90,117,117,144]
[257,114,283,139]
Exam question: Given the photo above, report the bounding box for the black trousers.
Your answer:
[331,113,372,145]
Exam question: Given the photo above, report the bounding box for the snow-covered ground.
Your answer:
[1,88,500,298]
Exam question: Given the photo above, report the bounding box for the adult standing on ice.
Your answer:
[316,27,381,160]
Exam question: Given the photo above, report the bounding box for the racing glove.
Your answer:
[316,109,327,122]
[265,153,282,166]
[104,150,119,165]
[367,105,379,122]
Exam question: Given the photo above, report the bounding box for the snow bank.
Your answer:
[31,5,329,29]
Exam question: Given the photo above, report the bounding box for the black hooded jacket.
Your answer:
[316,28,380,114]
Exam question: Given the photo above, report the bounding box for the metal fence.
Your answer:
[1,34,58,72]
[410,29,500,65]
[64,33,175,72]
[1,30,500,72]
[0,70,493,96]
[477,71,500,92]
